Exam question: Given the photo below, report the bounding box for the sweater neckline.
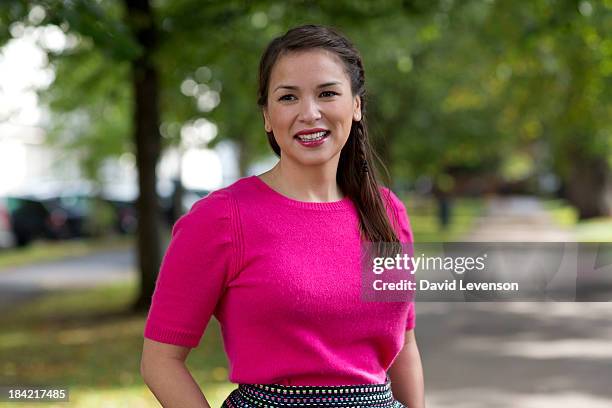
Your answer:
[249,175,354,211]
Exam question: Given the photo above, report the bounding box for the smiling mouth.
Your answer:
[294,130,330,142]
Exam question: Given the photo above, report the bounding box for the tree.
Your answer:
[481,0,612,218]
[124,0,163,310]
[0,0,163,311]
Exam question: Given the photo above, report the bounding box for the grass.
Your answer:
[575,218,612,242]
[543,199,612,242]
[0,282,232,407]
[543,199,579,227]
[0,236,134,271]
[403,196,484,242]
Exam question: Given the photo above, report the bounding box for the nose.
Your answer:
[298,97,322,123]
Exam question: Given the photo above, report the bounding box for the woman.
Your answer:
[141,24,425,408]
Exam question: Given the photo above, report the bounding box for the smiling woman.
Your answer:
[140,24,425,408]
[261,49,360,167]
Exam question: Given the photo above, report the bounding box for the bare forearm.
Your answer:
[142,359,211,408]
[388,335,425,408]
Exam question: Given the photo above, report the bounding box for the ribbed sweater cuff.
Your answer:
[144,321,201,348]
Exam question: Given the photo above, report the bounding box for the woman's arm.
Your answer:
[141,338,211,408]
[388,330,425,408]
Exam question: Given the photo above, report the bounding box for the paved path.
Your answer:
[0,249,135,308]
[463,195,575,242]
[420,196,612,407]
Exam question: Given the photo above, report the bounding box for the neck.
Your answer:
[262,159,343,202]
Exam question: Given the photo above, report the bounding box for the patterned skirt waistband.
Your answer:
[221,380,405,408]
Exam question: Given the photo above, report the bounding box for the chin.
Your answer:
[286,151,340,168]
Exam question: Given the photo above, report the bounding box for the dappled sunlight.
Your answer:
[418,300,612,407]
[417,302,612,322]
[485,302,612,321]
[456,337,612,359]
[0,283,233,407]
[0,316,144,350]
[427,390,612,408]
[0,285,145,388]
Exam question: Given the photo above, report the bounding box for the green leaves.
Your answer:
[2,0,610,215]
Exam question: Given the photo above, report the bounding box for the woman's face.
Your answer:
[263,49,362,169]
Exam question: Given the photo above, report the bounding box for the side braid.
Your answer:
[356,123,370,175]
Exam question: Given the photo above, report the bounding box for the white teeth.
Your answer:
[297,131,328,141]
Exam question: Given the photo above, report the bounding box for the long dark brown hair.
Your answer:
[257,24,399,243]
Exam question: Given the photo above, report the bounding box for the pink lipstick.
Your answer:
[294,128,330,147]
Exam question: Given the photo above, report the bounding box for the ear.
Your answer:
[353,96,362,122]
[262,108,272,132]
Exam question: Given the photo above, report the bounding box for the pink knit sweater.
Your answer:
[144,175,415,386]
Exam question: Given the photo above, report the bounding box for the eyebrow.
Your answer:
[273,81,342,93]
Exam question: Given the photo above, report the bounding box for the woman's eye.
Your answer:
[278,94,296,101]
[320,91,339,97]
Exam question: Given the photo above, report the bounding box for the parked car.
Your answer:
[6,196,50,247]
[0,197,16,249]
[6,194,105,247]
[44,195,92,239]
[109,185,210,231]
[4,184,211,247]
[103,198,137,235]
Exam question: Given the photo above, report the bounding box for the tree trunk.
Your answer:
[124,0,162,312]
[564,153,611,220]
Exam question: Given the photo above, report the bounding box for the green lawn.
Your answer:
[543,199,579,227]
[403,196,484,242]
[0,283,232,407]
[575,218,612,242]
[543,199,612,242]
